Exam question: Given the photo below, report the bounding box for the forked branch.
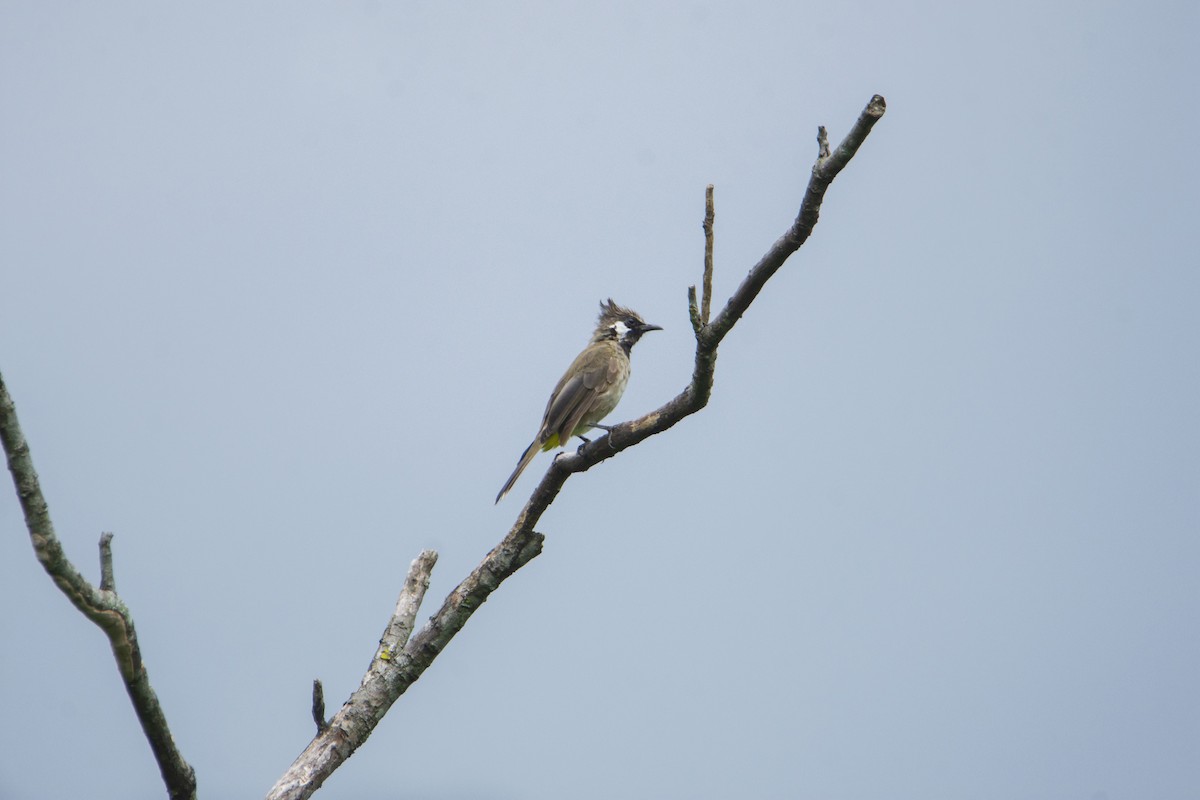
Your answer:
[0,375,197,800]
[267,549,446,799]
[0,94,885,800]
[267,93,886,799]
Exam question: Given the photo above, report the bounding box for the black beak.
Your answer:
[640,323,663,333]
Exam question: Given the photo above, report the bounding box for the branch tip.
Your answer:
[369,548,439,672]
[516,531,545,568]
[702,184,715,325]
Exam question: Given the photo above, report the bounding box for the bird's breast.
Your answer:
[582,357,630,426]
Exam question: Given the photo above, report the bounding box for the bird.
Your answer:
[496,299,662,503]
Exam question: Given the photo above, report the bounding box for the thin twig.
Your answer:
[702,184,714,325]
[702,94,887,349]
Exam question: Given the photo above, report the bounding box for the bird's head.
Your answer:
[594,298,662,352]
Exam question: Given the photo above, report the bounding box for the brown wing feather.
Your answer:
[542,346,619,448]
[542,373,588,447]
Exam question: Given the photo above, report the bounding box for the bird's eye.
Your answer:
[625,318,638,327]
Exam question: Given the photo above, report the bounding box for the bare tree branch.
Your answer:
[549,94,887,481]
[1,94,884,800]
[704,94,886,348]
[267,549,443,800]
[268,93,886,797]
[0,373,197,800]
[368,548,438,678]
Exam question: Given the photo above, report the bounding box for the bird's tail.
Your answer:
[495,439,541,503]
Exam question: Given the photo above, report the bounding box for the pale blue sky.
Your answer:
[1,2,1197,799]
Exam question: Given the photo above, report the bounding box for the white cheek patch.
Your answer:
[612,321,630,338]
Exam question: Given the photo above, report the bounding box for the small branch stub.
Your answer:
[312,680,328,733]
[99,532,116,593]
[687,285,702,335]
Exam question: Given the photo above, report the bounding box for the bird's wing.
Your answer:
[541,348,619,448]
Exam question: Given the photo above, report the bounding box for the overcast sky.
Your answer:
[1,2,1197,799]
